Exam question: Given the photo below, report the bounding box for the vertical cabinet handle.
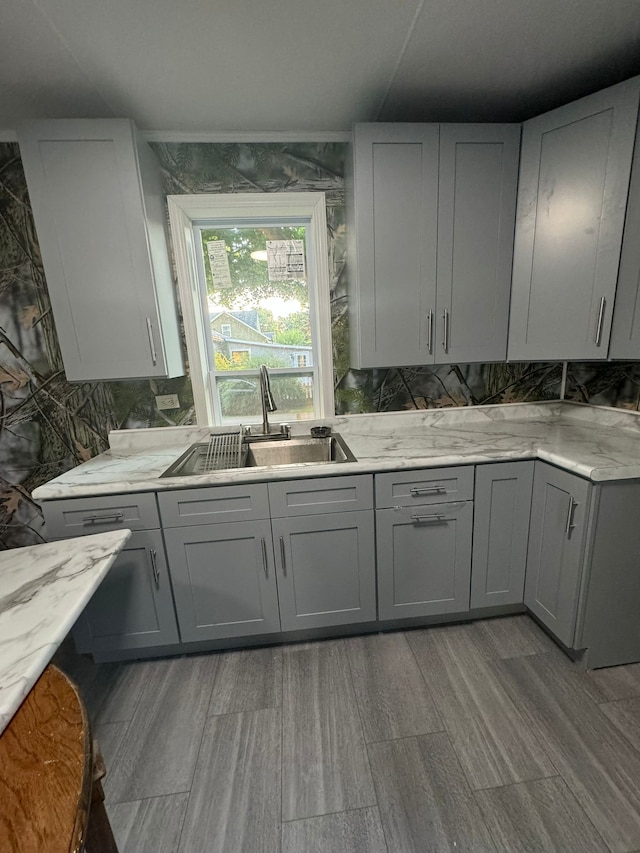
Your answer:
[150,548,159,586]
[279,536,286,576]
[261,537,268,578]
[565,497,578,537]
[427,309,434,354]
[146,317,158,365]
[442,308,450,353]
[594,296,606,346]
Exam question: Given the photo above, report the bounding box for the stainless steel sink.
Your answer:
[160,432,356,477]
[244,434,356,467]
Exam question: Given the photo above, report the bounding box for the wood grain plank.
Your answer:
[107,793,189,853]
[600,697,640,752]
[282,640,376,821]
[475,777,608,852]
[368,732,495,852]
[178,708,281,853]
[104,655,218,803]
[495,653,640,853]
[407,625,555,789]
[282,807,387,853]
[588,664,640,702]
[471,615,554,660]
[346,632,443,742]
[208,646,282,715]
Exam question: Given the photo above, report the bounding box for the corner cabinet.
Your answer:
[508,78,640,361]
[348,122,520,368]
[41,493,180,655]
[524,463,591,648]
[17,119,184,381]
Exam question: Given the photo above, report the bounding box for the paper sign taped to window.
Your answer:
[266,240,305,281]
[206,241,232,289]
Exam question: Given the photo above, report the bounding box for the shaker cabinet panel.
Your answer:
[436,124,520,364]
[272,511,376,631]
[376,502,472,620]
[471,461,534,609]
[73,530,179,654]
[17,119,183,381]
[509,78,640,361]
[350,123,439,368]
[524,463,591,647]
[164,520,281,642]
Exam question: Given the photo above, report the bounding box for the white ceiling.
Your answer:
[1,0,640,136]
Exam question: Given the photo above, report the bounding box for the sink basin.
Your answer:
[244,434,356,467]
[160,432,356,477]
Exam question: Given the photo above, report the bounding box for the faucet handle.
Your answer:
[280,423,291,438]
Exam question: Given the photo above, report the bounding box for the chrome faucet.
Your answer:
[259,364,277,435]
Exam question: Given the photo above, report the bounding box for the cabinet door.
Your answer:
[436,124,520,364]
[17,119,183,381]
[163,520,280,642]
[509,78,640,361]
[351,123,439,368]
[272,511,376,631]
[377,502,472,621]
[524,463,591,647]
[73,530,179,654]
[609,117,640,358]
[471,461,534,609]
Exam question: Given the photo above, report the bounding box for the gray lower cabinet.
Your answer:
[163,519,281,643]
[471,461,534,609]
[271,511,376,631]
[73,529,180,654]
[523,462,591,647]
[376,501,473,620]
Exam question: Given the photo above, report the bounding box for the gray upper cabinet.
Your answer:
[609,115,640,358]
[163,519,281,643]
[17,119,184,381]
[349,122,519,368]
[73,529,180,654]
[350,123,439,368]
[471,461,534,609]
[509,78,640,361]
[436,124,520,364]
[524,463,591,648]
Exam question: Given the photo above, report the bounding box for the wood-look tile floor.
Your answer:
[54,616,640,853]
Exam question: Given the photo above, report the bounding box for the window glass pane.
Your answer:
[216,372,315,425]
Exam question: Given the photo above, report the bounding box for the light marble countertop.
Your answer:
[0,529,132,735]
[31,401,640,501]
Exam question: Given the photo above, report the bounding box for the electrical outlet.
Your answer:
[155,394,180,410]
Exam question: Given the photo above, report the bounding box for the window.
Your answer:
[167,193,333,426]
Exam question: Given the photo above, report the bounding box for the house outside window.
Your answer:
[167,193,333,427]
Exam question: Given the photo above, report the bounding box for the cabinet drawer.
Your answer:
[43,492,159,538]
[158,483,270,527]
[268,475,373,518]
[375,466,474,508]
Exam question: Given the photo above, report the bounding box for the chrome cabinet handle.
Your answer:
[82,511,124,524]
[411,513,452,523]
[442,308,450,353]
[150,548,159,586]
[279,536,286,576]
[146,317,158,365]
[565,497,578,536]
[594,296,606,346]
[410,486,445,496]
[427,309,434,354]
[261,537,268,578]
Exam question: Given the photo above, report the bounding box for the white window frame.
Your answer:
[220,323,232,337]
[167,193,334,426]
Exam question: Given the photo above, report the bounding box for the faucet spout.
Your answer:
[259,364,277,435]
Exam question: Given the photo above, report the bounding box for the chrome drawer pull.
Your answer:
[150,548,159,586]
[411,513,452,523]
[410,486,445,496]
[565,497,578,536]
[279,536,286,576]
[146,317,158,365]
[594,296,606,346]
[82,511,124,524]
[442,308,450,353]
[427,309,434,354]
